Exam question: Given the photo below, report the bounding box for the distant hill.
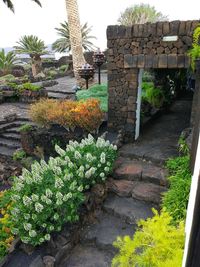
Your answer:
[0,44,55,59]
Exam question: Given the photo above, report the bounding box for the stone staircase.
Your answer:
[0,118,32,157]
[60,151,168,267]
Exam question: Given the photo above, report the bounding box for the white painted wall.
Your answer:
[182,132,200,266]
[135,69,143,140]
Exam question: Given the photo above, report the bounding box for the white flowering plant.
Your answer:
[10,135,117,246]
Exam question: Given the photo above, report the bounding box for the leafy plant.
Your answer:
[162,155,191,223]
[17,82,42,93]
[59,64,69,72]
[19,124,33,132]
[0,74,16,83]
[10,135,117,246]
[0,49,18,76]
[2,0,41,12]
[0,190,14,259]
[52,21,97,53]
[13,149,26,161]
[76,83,108,112]
[188,25,200,70]
[112,209,185,267]
[178,136,189,155]
[29,98,103,132]
[142,82,165,108]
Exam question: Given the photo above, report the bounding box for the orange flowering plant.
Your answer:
[0,190,14,259]
[29,98,103,132]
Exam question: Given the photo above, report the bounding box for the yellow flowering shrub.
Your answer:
[112,209,185,267]
[0,190,14,259]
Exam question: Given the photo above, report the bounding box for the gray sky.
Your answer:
[0,0,199,52]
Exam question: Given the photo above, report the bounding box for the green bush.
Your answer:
[59,64,68,72]
[142,82,165,108]
[48,70,57,77]
[76,83,108,112]
[0,74,16,83]
[10,135,117,246]
[162,155,191,223]
[17,82,42,92]
[13,150,26,161]
[112,209,185,267]
[19,124,33,132]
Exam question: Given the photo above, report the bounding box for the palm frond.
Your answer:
[2,0,41,12]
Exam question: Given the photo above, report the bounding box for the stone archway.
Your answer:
[107,20,200,141]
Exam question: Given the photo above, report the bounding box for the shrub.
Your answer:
[162,155,191,223]
[76,84,108,112]
[0,190,14,259]
[188,25,200,70]
[0,74,16,83]
[59,64,68,72]
[112,209,185,267]
[142,82,165,108]
[19,124,33,132]
[13,149,26,161]
[29,98,103,132]
[10,135,117,246]
[17,82,42,93]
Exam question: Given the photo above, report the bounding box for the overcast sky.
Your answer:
[0,0,199,52]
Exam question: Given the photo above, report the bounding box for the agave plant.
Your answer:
[2,0,41,12]
[52,21,97,53]
[0,49,18,76]
[14,35,49,77]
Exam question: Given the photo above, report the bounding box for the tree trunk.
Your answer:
[31,55,42,77]
[65,0,85,86]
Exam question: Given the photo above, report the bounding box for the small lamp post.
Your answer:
[78,63,95,89]
[93,49,105,85]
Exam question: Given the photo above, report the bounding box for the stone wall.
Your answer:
[107,20,200,141]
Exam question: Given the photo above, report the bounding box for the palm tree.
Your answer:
[2,0,41,12]
[14,35,48,77]
[52,21,96,53]
[0,49,18,75]
[65,0,85,84]
[118,3,168,25]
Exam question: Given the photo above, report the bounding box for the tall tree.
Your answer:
[2,0,41,12]
[14,35,48,77]
[52,21,96,53]
[65,0,85,84]
[118,3,168,25]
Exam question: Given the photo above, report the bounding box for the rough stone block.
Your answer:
[179,21,186,35]
[185,56,191,68]
[158,54,168,68]
[145,55,154,68]
[118,25,126,38]
[125,26,133,38]
[170,20,180,35]
[124,55,137,68]
[137,54,145,68]
[163,22,170,35]
[152,55,158,68]
[157,22,163,36]
[138,24,144,37]
[133,24,139,37]
[167,54,178,68]
[185,21,193,35]
[177,55,185,68]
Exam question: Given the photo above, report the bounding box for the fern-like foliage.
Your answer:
[14,35,48,58]
[112,209,185,267]
[188,25,200,70]
[0,49,18,75]
[52,21,97,53]
[2,0,41,12]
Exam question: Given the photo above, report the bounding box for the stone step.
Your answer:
[103,194,154,224]
[5,127,21,134]
[0,145,16,157]
[113,157,168,186]
[0,138,21,149]
[0,133,21,141]
[48,92,76,100]
[81,212,135,253]
[47,89,75,95]
[60,244,113,267]
[0,120,29,132]
[119,143,178,165]
[106,178,167,204]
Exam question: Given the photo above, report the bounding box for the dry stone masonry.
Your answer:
[107,20,200,141]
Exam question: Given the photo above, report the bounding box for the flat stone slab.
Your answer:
[82,212,135,251]
[103,194,154,224]
[106,178,136,197]
[60,245,112,267]
[113,158,167,186]
[132,182,167,204]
